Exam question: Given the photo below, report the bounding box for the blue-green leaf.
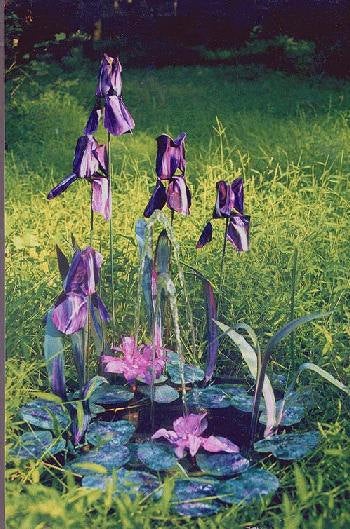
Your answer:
[196,452,249,477]
[140,384,179,404]
[68,442,130,475]
[19,399,70,431]
[82,469,161,500]
[11,430,65,460]
[90,384,134,406]
[254,431,321,460]
[216,468,279,504]
[137,442,177,471]
[171,478,222,517]
[86,420,135,447]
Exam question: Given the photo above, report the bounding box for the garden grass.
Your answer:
[5,57,350,528]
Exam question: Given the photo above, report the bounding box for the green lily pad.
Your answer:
[140,384,179,404]
[137,374,168,385]
[260,401,305,427]
[137,442,177,471]
[11,430,65,460]
[68,442,130,475]
[82,469,161,500]
[216,468,279,504]
[171,478,222,517]
[19,399,70,430]
[167,363,204,385]
[196,452,249,477]
[91,384,134,406]
[187,386,232,409]
[254,431,321,460]
[86,420,135,447]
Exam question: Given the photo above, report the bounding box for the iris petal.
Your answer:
[143,180,167,218]
[226,215,250,252]
[196,222,213,249]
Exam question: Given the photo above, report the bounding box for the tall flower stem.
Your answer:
[289,248,298,376]
[107,132,116,333]
[217,217,229,316]
[90,189,94,246]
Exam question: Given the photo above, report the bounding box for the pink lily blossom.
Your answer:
[101,336,165,384]
[152,413,239,458]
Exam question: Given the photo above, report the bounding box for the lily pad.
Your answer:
[216,468,279,504]
[68,442,130,475]
[260,401,305,427]
[82,469,161,500]
[11,430,66,460]
[86,420,135,447]
[138,374,168,385]
[167,363,204,385]
[254,431,321,460]
[187,386,232,409]
[137,442,177,471]
[171,478,222,517]
[196,452,249,477]
[19,399,70,430]
[140,384,179,404]
[91,384,134,406]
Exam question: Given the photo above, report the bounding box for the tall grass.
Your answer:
[5,59,350,528]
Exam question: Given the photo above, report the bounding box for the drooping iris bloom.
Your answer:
[85,54,135,137]
[144,133,191,217]
[101,336,166,384]
[152,413,239,458]
[47,135,111,220]
[196,177,250,252]
[52,247,110,335]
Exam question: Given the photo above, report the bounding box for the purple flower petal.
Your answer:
[94,143,108,175]
[202,435,240,453]
[96,54,122,97]
[52,293,88,335]
[84,108,102,135]
[155,133,186,180]
[64,247,103,296]
[167,176,191,215]
[47,173,78,199]
[72,136,99,178]
[104,95,135,136]
[143,180,167,218]
[213,178,244,218]
[196,222,213,249]
[91,293,110,322]
[226,215,250,252]
[231,177,244,214]
[91,177,111,220]
[173,413,208,437]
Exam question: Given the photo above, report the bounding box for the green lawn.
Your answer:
[5,56,350,528]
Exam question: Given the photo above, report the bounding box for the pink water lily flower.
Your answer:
[101,336,165,384]
[152,413,239,458]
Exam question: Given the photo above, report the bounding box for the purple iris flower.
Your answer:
[85,54,135,137]
[155,133,186,180]
[196,177,250,252]
[47,135,111,221]
[52,247,110,335]
[213,177,244,218]
[144,132,191,217]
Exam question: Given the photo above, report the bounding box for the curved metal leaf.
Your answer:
[214,320,276,435]
[44,310,66,399]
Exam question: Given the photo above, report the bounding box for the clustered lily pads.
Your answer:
[11,52,350,522]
